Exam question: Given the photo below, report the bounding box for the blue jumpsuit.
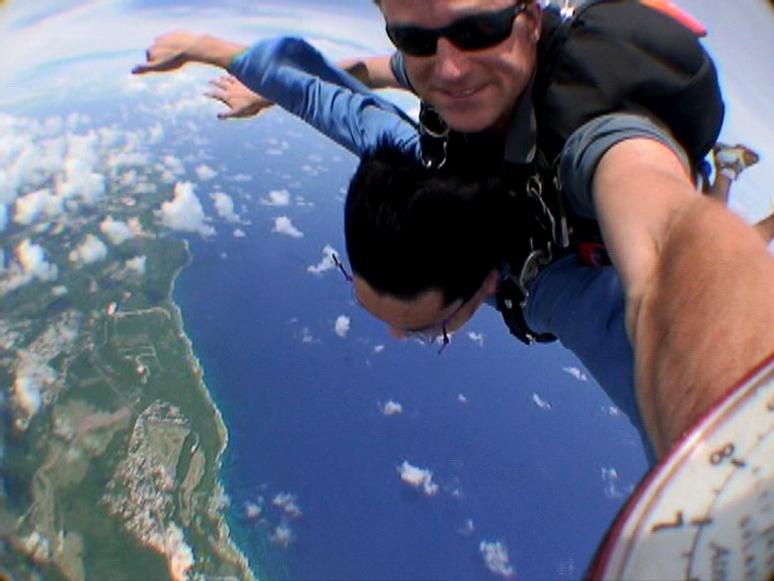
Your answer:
[229,38,658,463]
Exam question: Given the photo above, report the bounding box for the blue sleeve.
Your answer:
[559,113,688,219]
[228,37,420,158]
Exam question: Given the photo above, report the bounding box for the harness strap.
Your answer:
[496,275,556,345]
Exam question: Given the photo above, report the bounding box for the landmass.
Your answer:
[0,112,254,580]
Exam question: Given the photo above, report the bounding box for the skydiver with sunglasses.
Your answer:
[134,0,774,466]
[321,0,774,461]
[134,30,657,461]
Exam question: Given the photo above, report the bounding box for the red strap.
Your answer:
[640,0,708,37]
[578,242,611,267]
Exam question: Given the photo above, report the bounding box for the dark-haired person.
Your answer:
[345,0,774,459]
[134,33,649,459]
[134,0,774,464]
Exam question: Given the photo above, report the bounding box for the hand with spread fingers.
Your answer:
[206,75,274,119]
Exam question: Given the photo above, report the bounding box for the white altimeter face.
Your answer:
[592,357,774,580]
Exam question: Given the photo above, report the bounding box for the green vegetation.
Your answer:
[1,177,253,579]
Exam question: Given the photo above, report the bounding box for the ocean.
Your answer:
[172,112,649,580]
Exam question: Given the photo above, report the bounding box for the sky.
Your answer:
[1,1,772,578]
[1,0,771,221]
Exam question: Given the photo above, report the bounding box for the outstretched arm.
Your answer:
[205,56,398,120]
[134,33,418,156]
[338,56,399,89]
[592,137,774,456]
[133,32,245,73]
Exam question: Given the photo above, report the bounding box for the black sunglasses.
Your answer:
[386,2,528,57]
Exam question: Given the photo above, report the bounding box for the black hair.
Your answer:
[344,143,513,307]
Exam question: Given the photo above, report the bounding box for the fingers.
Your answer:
[204,89,229,106]
[132,33,191,75]
[131,63,154,75]
[209,75,238,90]
[132,45,161,75]
[207,77,230,91]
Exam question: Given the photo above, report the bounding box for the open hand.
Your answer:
[205,75,275,119]
[132,31,201,75]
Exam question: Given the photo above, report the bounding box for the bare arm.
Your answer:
[132,32,245,74]
[593,138,774,456]
[338,55,399,89]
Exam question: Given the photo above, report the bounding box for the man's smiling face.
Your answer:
[379,0,541,133]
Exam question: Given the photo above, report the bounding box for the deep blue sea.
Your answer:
[173,110,650,580]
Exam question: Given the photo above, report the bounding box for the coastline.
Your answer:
[167,241,257,580]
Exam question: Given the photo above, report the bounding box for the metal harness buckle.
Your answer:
[419,103,449,169]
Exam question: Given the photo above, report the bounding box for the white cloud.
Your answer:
[69,234,108,266]
[163,155,185,176]
[601,467,631,499]
[107,150,149,171]
[18,240,58,281]
[159,181,215,237]
[265,138,290,156]
[457,393,468,404]
[244,501,263,520]
[272,492,302,519]
[260,189,291,207]
[334,315,350,338]
[532,393,552,411]
[148,123,164,144]
[270,522,294,548]
[14,188,64,225]
[12,353,57,425]
[300,327,317,344]
[467,331,484,346]
[211,192,240,223]
[99,216,135,245]
[562,366,588,382]
[12,374,45,419]
[272,216,303,238]
[397,461,438,496]
[373,344,385,354]
[195,164,218,181]
[600,405,621,417]
[127,217,145,236]
[56,141,106,204]
[381,400,403,416]
[294,195,314,208]
[479,540,516,579]
[1,239,59,295]
[457,519,475,536]
[233,228,246,238]
[307,244,339,275]
[125,256,147,276]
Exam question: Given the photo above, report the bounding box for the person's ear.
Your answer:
[525,1,542,43]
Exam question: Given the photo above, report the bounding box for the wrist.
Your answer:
[194,34,246,69]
